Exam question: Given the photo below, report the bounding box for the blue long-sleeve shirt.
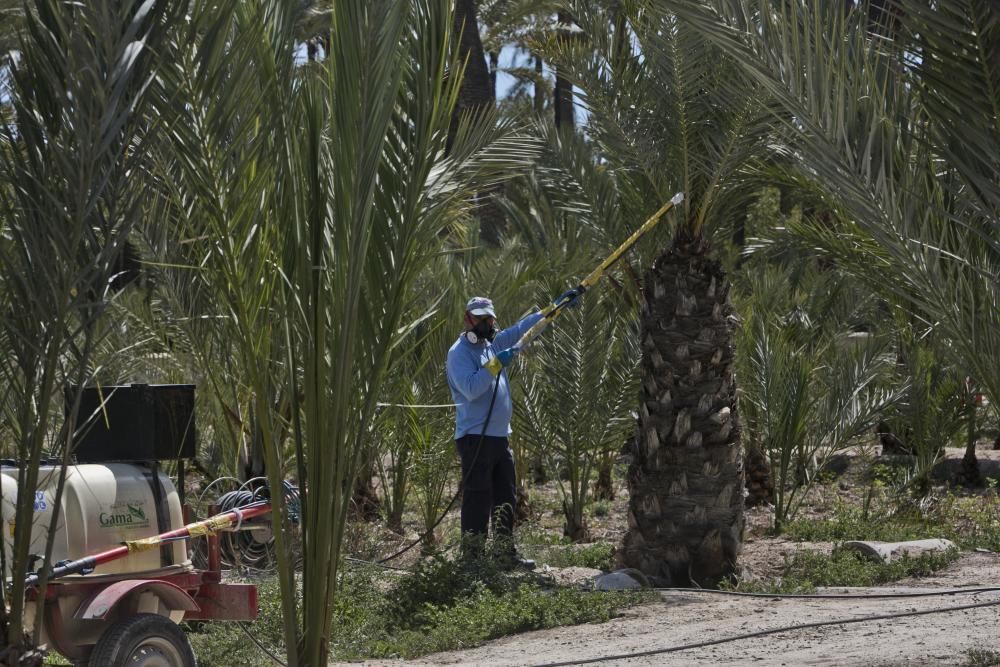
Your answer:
[446,312,544,439]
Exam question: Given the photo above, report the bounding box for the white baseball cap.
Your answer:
[465,296,496,317]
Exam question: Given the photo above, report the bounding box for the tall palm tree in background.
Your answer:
[535,1,772,586]
[478,0,561,117]
[453,0,513,244]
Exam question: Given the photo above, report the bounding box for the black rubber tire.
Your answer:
[88,613,196,667]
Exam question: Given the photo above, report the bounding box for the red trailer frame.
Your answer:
[27,506,261,663]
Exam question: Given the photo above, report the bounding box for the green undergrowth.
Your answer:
[782,487,1000,552]
[724,545,959,594]
[522,541,617,570]
[187,552,648,665]
[964,648,1000,666]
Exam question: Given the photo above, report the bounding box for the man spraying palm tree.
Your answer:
[446,293,578,568]
[444,195,682,570]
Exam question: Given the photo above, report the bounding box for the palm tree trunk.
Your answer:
[622,232,744,587]
[351,463,381,522]
[554,12,575,130]
[452,0,492,115]
[563,500,589,542]
[593,460,615,501]
[554,73,573,129]
[960,392,982,486]
[743,444,773,507]
[534,54,545,115]
[489,50,498,96]
[514,483,532,524]
[451,0,505,244]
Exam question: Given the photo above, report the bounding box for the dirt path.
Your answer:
[339,552,1000,666]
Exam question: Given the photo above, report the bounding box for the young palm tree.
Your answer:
[517,288,639,540]
[0,0,178,658]
[148,2,535,663]
[734,266,899,530]
[536,2,773,586]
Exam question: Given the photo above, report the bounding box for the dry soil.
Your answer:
[332,445,1000,666]
[333,551,1000,666]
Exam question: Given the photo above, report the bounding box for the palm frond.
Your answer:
[525,0,778,247]
[668,0,1000,414]
[0,0,183,647]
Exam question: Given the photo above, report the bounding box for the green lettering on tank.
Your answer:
[99,501,150,528]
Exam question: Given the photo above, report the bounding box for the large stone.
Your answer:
[593,569,647,590]
[594,570,642,591]
[841,539,957,563]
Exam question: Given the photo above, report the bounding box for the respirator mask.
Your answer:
[464,318,497,344]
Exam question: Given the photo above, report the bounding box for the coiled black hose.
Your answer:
[194,480,301,573]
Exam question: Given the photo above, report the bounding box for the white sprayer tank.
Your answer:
[1,463,191,579]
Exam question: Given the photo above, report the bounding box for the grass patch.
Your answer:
[724,546,959,594]
[524,541,617,570]
[516,521,573,546]
[783,503,940,543]
[367,583,643,658]
[44,654,71,665]
[186,576,288,667]
[783,489,1000,551]
[187,552,648,665]
[589,499,611,518]
[964,648,1000,667]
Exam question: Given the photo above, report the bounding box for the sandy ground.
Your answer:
[327,446,1000,666]
[332,552,1000,666]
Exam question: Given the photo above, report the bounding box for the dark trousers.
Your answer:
[456,434,517,548]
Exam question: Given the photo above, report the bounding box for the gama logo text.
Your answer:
[99,501,149,528]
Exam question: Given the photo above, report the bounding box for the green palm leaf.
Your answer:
[515,286,639,539]
[668,0,1000,422]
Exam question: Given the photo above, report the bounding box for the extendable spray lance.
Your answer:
[485,191,685,375]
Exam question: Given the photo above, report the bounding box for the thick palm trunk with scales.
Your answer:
[622,233,745,587]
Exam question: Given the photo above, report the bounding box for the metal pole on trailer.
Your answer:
[24,501,272,587]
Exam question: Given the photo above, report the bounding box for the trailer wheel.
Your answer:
[88,613,196,667]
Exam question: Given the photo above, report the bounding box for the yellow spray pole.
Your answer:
[486,192,683,375]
